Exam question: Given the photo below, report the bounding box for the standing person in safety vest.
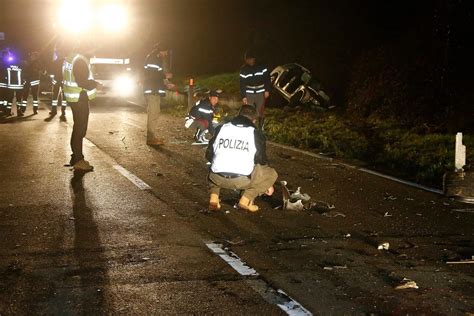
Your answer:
[206,105,278,212]
[63,49,101,171]
[19,51,42,116]
[239,49,271,130]
[48,46,67,120]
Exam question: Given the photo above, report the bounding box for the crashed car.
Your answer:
[270,63,331,110]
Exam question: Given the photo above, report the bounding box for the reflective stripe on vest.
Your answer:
[62,54,96,102]
[7,66,23,89]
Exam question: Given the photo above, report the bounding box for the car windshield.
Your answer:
[301,72,311,84]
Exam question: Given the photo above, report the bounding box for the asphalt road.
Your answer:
[0,98,473,315]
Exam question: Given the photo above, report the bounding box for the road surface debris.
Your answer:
[395,278,419,290]
[377,242,390,250]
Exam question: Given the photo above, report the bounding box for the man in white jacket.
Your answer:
[206,105,278,212]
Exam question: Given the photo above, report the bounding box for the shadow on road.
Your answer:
[70,171,111,313]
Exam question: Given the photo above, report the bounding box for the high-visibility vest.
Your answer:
[62,54,96,102]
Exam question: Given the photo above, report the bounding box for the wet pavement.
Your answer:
[0,99,473,315]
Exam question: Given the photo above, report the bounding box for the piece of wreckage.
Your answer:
[270,63,333,111]
[280,180,336,213]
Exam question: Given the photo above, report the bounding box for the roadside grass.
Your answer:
[265,109,473,186]
[164,72,472,187]
[173,72,240,97]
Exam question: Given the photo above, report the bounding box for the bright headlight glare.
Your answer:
[114,76,134,96]
[58,1,92,33]
[101,4,127,32]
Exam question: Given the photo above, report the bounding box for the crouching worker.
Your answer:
[206,105,278,212]
[185,90,220,144]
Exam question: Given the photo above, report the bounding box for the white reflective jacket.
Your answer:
[211,122,257,176]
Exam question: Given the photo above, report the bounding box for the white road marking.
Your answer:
[205,242,312,316]
[269,141,443,195]
[206,242,258,276]
[84,138,96,147]
[113,164,152,191]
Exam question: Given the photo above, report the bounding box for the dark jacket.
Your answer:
[73,58,98,91]
[239,63,271,98]
[73,58,98,101]
[189,98,215,123]
[49,57,64,84]
[22,59,42,82]
[206,115,268,165]
[143,50,165,93]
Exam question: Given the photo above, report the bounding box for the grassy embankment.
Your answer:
[162,72,473,188]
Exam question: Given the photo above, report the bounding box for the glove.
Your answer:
[184,116,194,128]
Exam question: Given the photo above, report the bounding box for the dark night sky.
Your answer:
[1,0,472,102]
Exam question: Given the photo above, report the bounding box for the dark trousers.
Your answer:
[21,81,39,109]
[52,83,67,111]
[0,87,6,112]
[69,95,89,165]
[5,89,18,112]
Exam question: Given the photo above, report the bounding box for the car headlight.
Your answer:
[114,76,134,96]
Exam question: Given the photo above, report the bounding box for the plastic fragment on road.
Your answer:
[321,211,345,218]
[310,201,336,212]
[324,265,347,270]
[377,242,390,250]
[281,180,311,211]
[395,278,419,290]
[290,187,311,202]
[384,193,397,200]
[384,212,392,217]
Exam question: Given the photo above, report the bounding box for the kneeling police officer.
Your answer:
[206,105,278,212]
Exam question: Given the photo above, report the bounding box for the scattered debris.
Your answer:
[384,212,392,217]
[281,180,310,211]
[309,201,336,212]
[446,256,474,264]
[69,217,75,221]
[395,278,419,290]
[323,265,347,270]
[225,210,230,214]
[322,211,346,218]
[405,197,414,201]
[451,208,474,213]
[225,239,245,246]
[141,257,150,261]
[155,172,164,177]
[344,233,351,238]
[377,242,390,250]
[285,199,305,211]
[290,187,311,202]
[384,193,397,200]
